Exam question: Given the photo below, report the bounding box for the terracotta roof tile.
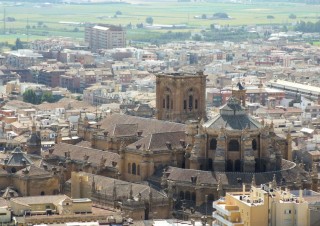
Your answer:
[100,114,185,137]
[52,143,119,168]
[127,131,185,151]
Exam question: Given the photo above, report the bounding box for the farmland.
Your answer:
[0,1,320,44]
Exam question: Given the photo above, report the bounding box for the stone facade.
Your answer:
[156,71,206,123]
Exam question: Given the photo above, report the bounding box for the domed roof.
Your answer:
[204,97,262,130]
[6,147,33,167]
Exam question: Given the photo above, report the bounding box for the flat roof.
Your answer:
[267,80,320,94]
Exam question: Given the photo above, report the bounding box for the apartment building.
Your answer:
[85,24,126,52]
[213,183,309,226]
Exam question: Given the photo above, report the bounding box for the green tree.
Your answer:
[41,92,54,103]
[267,15,275,19]
[192,34,202,41]
[146,16,154,25]
[23,89,37,104]
[289,13,297,19]
[115,10,122,15]
[213,12,229,19]
[15,38,23,50]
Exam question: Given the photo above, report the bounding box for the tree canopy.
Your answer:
[146,16,154,25]
[23,90,56,105]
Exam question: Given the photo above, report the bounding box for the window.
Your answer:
[163,99,165,108]
[195,99,198,109]
[252,139,257,150]
[180,191,185,200]
[184,100,187,110]
[137,165,140,175]
[228,140,240,152]
[132,163,136,175]
[210,138,217,150]
[128,163,131,174]
[191,192,196,202]
[166,95,170,109]
[185,191,191,200]
[189,95,193,109]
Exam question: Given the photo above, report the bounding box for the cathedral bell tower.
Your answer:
[26,121,41,156]
[156,71,206,123]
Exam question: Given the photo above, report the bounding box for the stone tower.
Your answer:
[156,71,206,123]
[232,82,246,107]
[26,121,41,155]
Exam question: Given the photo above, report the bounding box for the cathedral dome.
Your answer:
[204,97,262,130]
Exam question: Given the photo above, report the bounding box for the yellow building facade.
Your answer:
[213,183,309,226]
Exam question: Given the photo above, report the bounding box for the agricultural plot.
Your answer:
[0,1,319,44]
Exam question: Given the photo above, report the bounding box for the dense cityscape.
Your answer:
[0,0,320,226]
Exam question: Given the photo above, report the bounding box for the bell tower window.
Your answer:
[210,138,217,150]
[228,140,240,152]
[189,95,193,110]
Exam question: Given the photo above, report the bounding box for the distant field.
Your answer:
[0,1,319,44]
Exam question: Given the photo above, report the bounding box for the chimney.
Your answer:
[299,189,303,203]
[166,141,172,150]
[137,130,143,137]
[64,151,68,158]
[180,139,186,148]
[191,175,197,184]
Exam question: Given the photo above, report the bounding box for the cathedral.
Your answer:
[75,71,316,218]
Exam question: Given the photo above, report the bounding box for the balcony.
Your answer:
[213,212,244,226]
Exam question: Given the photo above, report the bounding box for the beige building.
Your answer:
[213,183,309,226]
[156,71,207,123]
[69,172,170,220]
[85,24,126,52]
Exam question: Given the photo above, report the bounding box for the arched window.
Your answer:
[189,95,193,110]
[180,191,185,200]
[195,99,198,109]
[11,167,16,173]
[185,191,191,200]
[228,140,240,152]
[132,163,136,175]
[252,139,257,150]
[166,95,170,109]
[163,99,165,108]
[40,191,45,196]
[137,165,140,176]
[210,138,217,150]
[184,100,187,110]
[128,163,131,174]
[207,194,214,202]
